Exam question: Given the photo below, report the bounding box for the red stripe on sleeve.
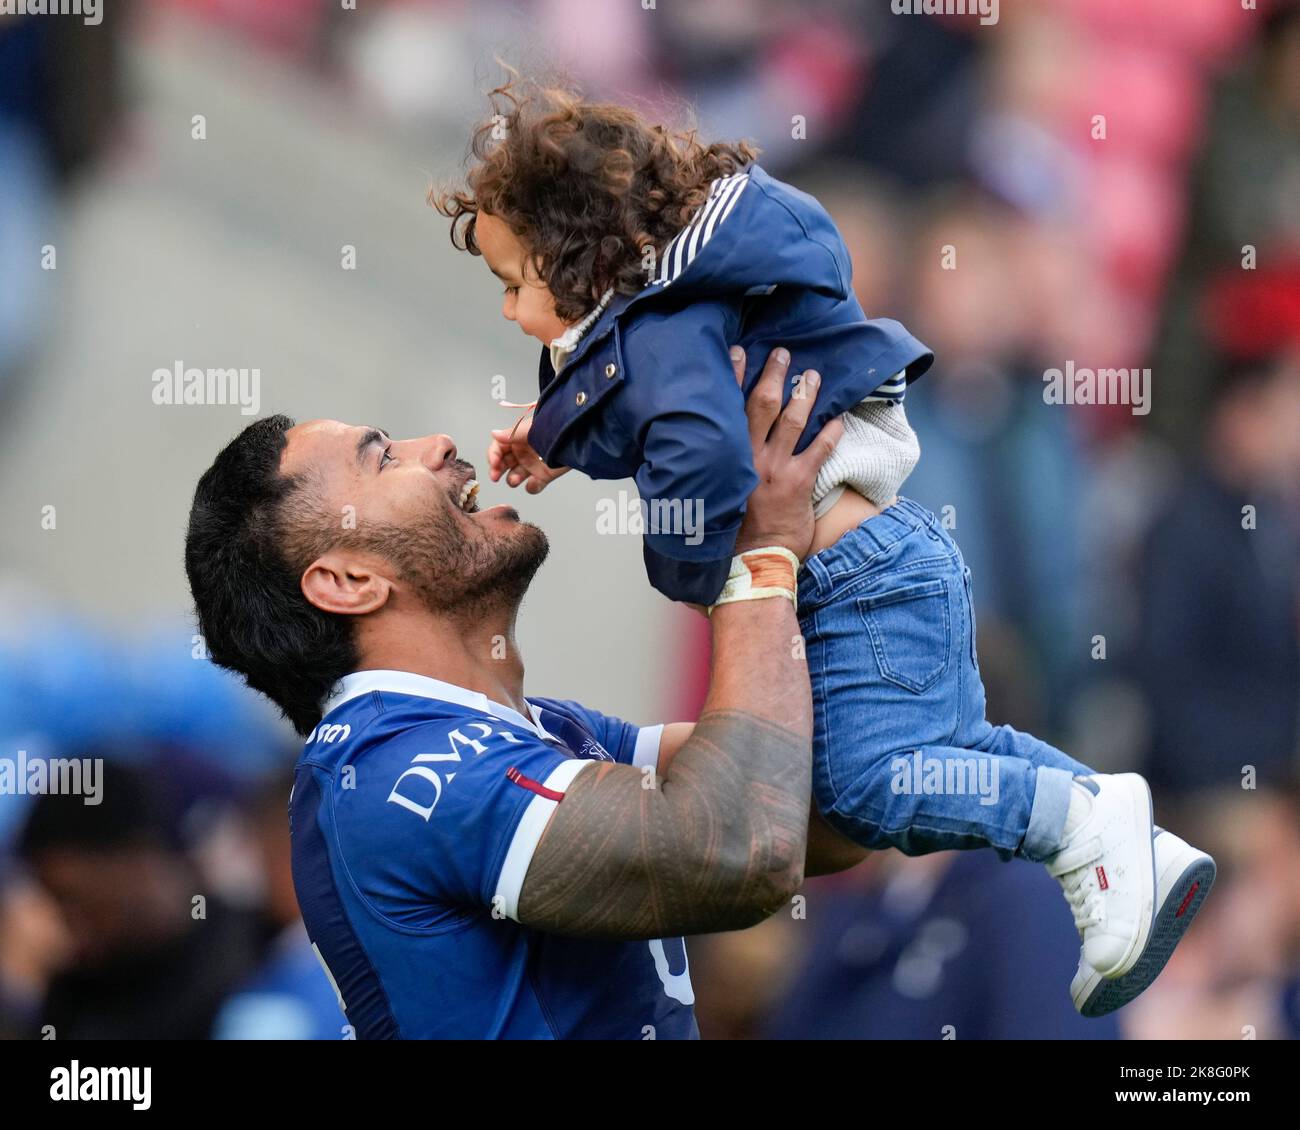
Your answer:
[505,766,566,801]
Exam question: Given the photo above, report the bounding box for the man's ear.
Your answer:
[301,552,393,616]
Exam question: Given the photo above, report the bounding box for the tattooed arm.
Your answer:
[656,722,872,878]
[518,609,811,939]
[517,348,844,939]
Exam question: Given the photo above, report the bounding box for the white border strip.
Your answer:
[632,724,664,771]
[494,758,592,921]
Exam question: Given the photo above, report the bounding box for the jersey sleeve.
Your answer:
[613,299,757,605]
[529,696,665,772]
[345,721,594,922]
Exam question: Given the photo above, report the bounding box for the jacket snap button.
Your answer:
[575,391,588,406]
[604,363,617,379]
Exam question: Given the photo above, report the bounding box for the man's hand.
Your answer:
[487,415,571,494]
[680,347,843,616]
[731,346,844,560]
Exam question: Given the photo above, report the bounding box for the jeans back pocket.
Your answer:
[856,578,951,694]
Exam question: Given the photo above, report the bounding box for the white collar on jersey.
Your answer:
[320,669,559,741]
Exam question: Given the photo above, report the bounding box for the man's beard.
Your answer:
[359,500,549,621]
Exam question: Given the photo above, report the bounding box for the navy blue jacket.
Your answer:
[528,164,934,604]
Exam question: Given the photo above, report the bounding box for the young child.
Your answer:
[434,77,1214,1016]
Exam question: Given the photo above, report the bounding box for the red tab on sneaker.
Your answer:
[1175,881,1200,918]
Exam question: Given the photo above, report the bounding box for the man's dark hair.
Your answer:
[184,415,356,736]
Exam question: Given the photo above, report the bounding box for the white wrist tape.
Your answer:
[708,546,800,613]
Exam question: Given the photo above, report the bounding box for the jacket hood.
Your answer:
[646,163,853,301]
[538,163,854,387]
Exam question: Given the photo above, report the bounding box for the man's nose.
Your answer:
[421,434,458,470]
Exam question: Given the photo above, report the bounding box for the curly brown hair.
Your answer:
[432,70,759,322]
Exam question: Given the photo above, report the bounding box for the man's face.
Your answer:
[280,420,548,615]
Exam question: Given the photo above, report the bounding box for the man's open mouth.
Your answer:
[455,477,480,514]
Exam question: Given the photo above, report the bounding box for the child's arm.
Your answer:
[615,300,768,606]
[487,416,570,494]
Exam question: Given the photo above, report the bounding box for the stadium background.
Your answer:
[1,0,1298,1039]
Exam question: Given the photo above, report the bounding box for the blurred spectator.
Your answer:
[1153,0,1300,453]
[1124,784,1300,1040]
[1134,344,1300,797]
[211,770,343,1040]
[762,852,1120,1040]
[0,5,129,404]
[0,869,71,1039]
[15,761,267,1039]
[824,4,983,186]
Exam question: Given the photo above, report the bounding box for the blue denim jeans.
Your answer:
[797,497,1093,863]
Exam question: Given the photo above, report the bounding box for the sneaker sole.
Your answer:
[1074,845,1216,1017]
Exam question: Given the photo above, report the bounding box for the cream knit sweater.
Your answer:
[811,378,920,517]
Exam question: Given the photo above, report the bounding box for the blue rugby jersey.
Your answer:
[290,669,697,1039]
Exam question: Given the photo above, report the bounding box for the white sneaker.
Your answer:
[1071,827,1216,1017]
[1044,773,1156,981]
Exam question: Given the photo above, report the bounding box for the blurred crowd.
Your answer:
[1,0,1297,1040]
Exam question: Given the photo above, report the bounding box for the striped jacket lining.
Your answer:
[656,172,750,287]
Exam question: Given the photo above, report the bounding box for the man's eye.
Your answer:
[380,445,395,468]
[503,285,518,295]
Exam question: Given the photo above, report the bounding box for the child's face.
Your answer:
[475,212,571,346]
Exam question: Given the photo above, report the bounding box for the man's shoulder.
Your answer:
[528,696,662,770]
[297,691,566,826]
[301,690,548,760]
[293,690,582,917]
[523,695,604,730]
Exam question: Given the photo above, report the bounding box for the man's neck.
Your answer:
[353,604,528,718]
